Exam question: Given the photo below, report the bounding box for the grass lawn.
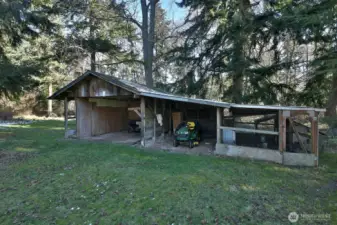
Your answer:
[0,120,336,225]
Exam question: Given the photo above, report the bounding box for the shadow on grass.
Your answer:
[1,120,336,224]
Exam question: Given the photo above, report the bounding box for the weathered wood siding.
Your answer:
[77,81,90,97]
[76,98,92,137]
[76,97,130,137]
[91,104,128,136]
[88,77,132,97]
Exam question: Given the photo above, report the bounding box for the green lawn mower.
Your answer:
[173,121,202,148]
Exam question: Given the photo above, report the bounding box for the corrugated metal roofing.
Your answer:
[99,73,232,108]
[49,70,325,112]
[230,104,326,112]
[49,71,232,108]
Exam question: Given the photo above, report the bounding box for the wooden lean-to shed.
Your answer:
[49,70,326,167]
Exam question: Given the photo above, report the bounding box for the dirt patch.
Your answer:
[83,131,141,144]
[0,150,36,170]
[143,136,216,156]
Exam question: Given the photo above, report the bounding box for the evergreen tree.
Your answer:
[174,0,337,112]
[288,0,337,115]
[53,0,138,73]
[0,0,56,98]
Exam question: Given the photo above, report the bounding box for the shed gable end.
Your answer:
[75,76,133,98]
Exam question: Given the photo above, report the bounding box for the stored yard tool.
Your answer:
[173,121,201,148]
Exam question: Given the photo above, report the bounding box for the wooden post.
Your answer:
[161,99,166,136]
[153,98,157,141]
[48,83,53,116]
[311,111,319,166]
[289,117,307,153]
[64,97,68,134]
[75,99,78,135]
[217,108,221,144]
[169,102,172,135]
[140,97,146,146]
[278,110,286,152]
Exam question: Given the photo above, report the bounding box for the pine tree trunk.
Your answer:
[91,51,96,72]
[231,0,250,103]
[141,0,155,88]
[148,0,156,88]
[89,3,96,72]
[232,75,243,103]
[48,83,53,117]
[326,72,337,116]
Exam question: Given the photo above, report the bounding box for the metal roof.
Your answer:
[230,103,326,112]
[48,71,231,108]
[49,70,325,112]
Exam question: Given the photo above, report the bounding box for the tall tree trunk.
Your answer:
[231,0,250,103]
[91,51,96,71]
[89,2,96,72]
[141,0,156,88]
[47,83,53,117]
[232,73,243,103]
[326,72,337,116]
[148,0,156,87]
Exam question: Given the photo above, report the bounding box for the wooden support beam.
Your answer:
[289,117,308,153]
[64,97,68,132]
[153,98,157,141]
[310,111,319,166]
[162,99,166,135]
[48,83,53,116]
[134,110,141,118]
[128,107,141,111]
[290,110,309,117]
[290,110,317,117]
[236,121,275,126]
[217,108,222,144]
[75,99,77,134]
[169,102,172,135]
[219,126,279,135]
[278,110,287,152]
[128,107,141,118]
[254,114,277,124]
[140,97,146,146]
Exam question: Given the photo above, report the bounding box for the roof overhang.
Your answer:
[48,71,326,113]
[48,71,140,100]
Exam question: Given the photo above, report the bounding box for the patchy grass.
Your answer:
[0,120,336,225]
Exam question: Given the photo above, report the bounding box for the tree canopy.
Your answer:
[1,0,337,115]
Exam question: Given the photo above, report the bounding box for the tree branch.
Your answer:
[98,59,144,66]
[109,1,143,29]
